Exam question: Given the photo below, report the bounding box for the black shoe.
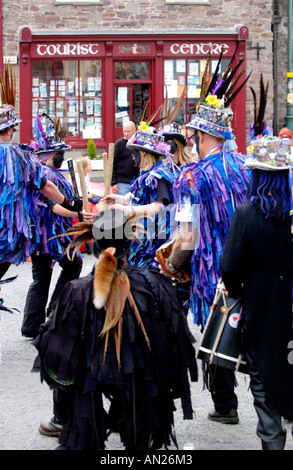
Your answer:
[208,409,239,424]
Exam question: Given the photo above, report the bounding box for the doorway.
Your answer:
[114,61,151,141]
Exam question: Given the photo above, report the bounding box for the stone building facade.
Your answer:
[0,0,291,156]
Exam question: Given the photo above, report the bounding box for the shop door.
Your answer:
[114,61,151,141]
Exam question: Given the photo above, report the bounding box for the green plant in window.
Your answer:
[87,137,101,160]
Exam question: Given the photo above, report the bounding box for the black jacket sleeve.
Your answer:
[220,206,248,298]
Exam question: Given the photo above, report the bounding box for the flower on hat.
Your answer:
[247,145,254,156]
[204,93,223,109]
[223,130,233,140]
[138,121,149,132]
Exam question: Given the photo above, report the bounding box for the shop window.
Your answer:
[115,84,150,127]
[32,59,102,140]
[114,61,150,128]
[164,58,229,141]
[115,62,149,80]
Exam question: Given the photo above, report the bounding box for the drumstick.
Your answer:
[76,159,90,213]
[67,158,79,198]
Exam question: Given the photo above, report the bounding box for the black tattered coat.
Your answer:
[33,265,198,450]
[220,202,293,418]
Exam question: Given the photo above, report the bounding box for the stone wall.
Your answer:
[2,0,289,144]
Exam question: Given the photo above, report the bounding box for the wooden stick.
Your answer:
[102,152,107,186]
[102,143,114,209]
[104,143,114,196]
[76,159,90,213]
[67,158,91,255]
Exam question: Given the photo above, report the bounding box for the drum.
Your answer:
[196,283,247,373]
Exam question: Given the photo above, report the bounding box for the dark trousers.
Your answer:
[0,262,11,280]
[245,348,286,450]
[21,251,82,335]
[53,386,74,425]
[208,364,238,413]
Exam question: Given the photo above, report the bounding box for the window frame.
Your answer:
[31,58,103,142]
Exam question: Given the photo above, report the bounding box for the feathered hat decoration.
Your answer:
[63,209,150,368]
[30,113,71,158]
[246,74,292,171]
[127,99,171,157]
[158,85,187,146]
[186,45,252,140]
[249,74,271,140]
[0,62,22,131]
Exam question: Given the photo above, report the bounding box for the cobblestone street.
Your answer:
[1,256,293,454]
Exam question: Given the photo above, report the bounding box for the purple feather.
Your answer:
[211,78,224,95]
[34,115,50,150]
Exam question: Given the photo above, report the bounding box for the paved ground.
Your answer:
[0,254,293,454]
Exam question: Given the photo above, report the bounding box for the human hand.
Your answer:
[111,184,119,194]
[109,203,133,215]
[61,196,83,213]
[82,210,93,222]
[104,194,129,206]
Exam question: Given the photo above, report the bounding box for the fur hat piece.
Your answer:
[93,247,117,309]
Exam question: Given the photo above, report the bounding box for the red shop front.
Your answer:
[19,26,249,154]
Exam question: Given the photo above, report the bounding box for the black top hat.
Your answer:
[92,209,135,259]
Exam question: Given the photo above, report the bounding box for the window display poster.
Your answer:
[187,86,197,98]
[189,62,199,76]
[164,60,173,73]
[68,81,75,96]
[187,76,200,86]
[118,87,128,108]
[167,80,178,99]
[176,60,186,73]
[86,100,94,116]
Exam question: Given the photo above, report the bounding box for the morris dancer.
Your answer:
[221,76,293,450]
[33,208,198,450]
[106,121,177,270]
[0,67,82,280]
[21,115,92,339]
[159,49,250,424]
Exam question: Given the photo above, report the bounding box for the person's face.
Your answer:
[51,151,65,169]
[7,127,16,141]
[139,150,146,167]
[190,131,200,155]
[86,160,92,173]
[123,124,135,140]
[166,139,178,155]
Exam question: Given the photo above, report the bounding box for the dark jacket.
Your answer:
[220,202,293,417]
[33,265,198,450]
[111,137,140,185]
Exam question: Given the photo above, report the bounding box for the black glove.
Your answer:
[61,197,83,213]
